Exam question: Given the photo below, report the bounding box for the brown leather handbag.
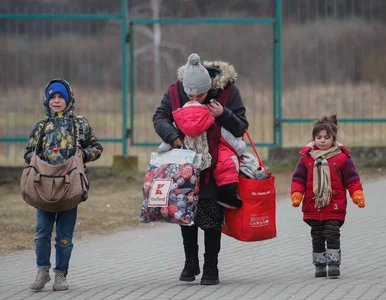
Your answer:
[20,123,89,212]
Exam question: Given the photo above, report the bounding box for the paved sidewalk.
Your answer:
[1,179,386,300]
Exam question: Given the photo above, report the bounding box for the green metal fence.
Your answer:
[1,0,385,167]
[280,0,386,147]
[128,0,386,151]
[0,0,128,165]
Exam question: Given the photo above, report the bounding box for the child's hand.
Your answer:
[172,138,183,148]
[291,192,303,207]
[352,190,366,208]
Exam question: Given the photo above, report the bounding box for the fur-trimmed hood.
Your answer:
[177,60,238,90]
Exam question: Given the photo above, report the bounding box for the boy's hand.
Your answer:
[352,190,366,208]
[291,192,303,207]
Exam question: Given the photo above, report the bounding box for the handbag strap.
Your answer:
[35,119,49,155]
[73,117,81,149]
[243,130,264,168]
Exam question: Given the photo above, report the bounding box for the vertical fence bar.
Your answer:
[23,6,28,139]
[324,0,328,104]
[129,21,135,146]
[121,0,128,156]
[86,6,91,116]
[60,6,64,76]
[272,20,277,145]
[33,7,38,120]
[315,0,320,84]
[349,0,357,142]
[369,0,374,143]
[275,0,283,147]
[51,7,55,77]
[297,0,302,121]
[360,0,365,145]
[343,0,347,121]
[6,18,10,156]
[306,0,311,117]
[69,6,73,82]
[15,7,19,142]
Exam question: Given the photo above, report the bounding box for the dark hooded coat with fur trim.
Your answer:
[153,60,248,229]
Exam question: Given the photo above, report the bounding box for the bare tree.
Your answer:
[151,0,161,90]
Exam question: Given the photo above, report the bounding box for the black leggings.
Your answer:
[309,220,341,252]
[180,225,221,256]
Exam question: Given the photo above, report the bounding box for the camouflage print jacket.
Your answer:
[24,79,103,165]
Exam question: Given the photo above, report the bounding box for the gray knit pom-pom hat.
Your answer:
[182,53,212,95]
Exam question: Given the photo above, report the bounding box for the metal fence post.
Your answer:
[129,22,135,146]
[121,0,128,156]
[275,0,283,147]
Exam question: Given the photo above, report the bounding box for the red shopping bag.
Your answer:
[222,130,277,242]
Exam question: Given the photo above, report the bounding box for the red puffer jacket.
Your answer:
[291,144,363,224]
[173,103,240,186]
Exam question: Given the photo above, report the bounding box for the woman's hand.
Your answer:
[208,99,224,117]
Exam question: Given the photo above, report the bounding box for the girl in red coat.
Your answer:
[291,113,365,278]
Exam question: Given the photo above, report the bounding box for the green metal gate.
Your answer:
[128,0,283,148]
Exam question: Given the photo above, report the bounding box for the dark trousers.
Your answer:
[180,225,221,258]
[309,220,341,252]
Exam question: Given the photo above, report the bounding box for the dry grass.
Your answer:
[1,166,385,256]
[0,170,144,256]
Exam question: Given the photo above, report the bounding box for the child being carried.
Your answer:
[163,99,262,209]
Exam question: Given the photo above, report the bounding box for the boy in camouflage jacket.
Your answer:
[24,78,103,291]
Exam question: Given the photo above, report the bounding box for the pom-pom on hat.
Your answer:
[182,53,212,95]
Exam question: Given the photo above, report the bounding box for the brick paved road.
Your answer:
[1,179,386,300]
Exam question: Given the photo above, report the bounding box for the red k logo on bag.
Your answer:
[155,184,165,194]
[149,179,173,207]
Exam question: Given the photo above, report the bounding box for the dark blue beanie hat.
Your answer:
[45,82,70,105]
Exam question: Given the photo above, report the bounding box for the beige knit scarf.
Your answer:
[309,143,342,208]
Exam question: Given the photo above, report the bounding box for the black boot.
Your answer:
[326,249,341,277]
[179,226,199,282]
[313,252,327,277]
[193,245,200,276]
[201,254,219,285]
[200,228,221,285]
[179,245,200,281]
[217,183,242,209]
